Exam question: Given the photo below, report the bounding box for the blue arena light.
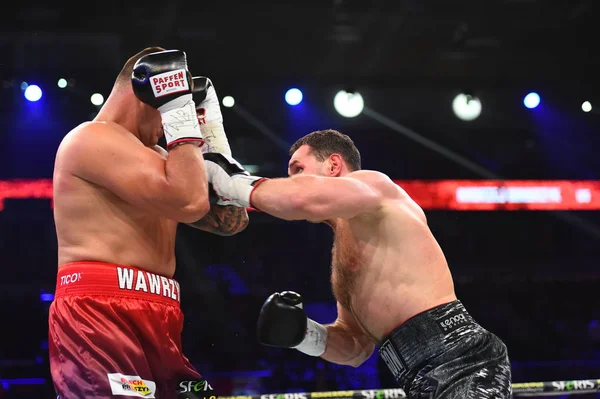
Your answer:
[285,88,303,106]
[40,293,54,302]
[24,84,42,102]
[523,92,540,109]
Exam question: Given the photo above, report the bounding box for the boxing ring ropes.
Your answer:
[218,379,600,398]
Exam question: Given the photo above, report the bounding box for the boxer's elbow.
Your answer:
[143,175,210,222]
[346,342,376,368]
[178,199,210,223]
[173,187,210,223]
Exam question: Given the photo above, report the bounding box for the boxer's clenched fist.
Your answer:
[204,153,267,208]
[131,49,203,149]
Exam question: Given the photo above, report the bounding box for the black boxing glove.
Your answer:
[203,153,267,208]
[192,76,231,156]
[191,77,209,110]
[257,291,328,356]
[131,49,203,149]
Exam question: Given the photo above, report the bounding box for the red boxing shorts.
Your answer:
[49,262,216,399]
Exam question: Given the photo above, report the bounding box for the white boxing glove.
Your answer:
[192,77,232,157]
[203,153,267,208]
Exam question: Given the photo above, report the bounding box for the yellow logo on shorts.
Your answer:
[121,377,152,396]
[107,373,157,398]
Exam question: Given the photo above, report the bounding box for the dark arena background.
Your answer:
[2,1,600,398]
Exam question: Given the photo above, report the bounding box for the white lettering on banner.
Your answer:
[575,189,592,203]
[260,394,308,399]
[174,280,181,301]
[456,186,562,204]
[117,267,180,302]
[134,272,148,292]
[60,273,82,286]
[117,267,134,290]
[151,69,188,98]
[384,390,405,399]
[146,272,161,294]
[360,389,405,399]
[107,373,156,398]
[551,380,596,391]
[169,280,177,300]
[161,276,171,298]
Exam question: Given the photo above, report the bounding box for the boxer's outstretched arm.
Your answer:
[251,174,383,221]
[321,303,375,367]
[187,205,249,236]
[62,124,210,223]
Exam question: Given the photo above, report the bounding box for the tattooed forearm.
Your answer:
[186,204,249,236]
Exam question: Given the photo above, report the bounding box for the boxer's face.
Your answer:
[288,144,328,176]
[138,104,163,146]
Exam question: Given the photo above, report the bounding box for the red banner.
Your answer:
[0,179,54,211]
[1,179,599,211]
[396,180,600,210]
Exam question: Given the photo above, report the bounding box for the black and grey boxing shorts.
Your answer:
[379,300,511,399]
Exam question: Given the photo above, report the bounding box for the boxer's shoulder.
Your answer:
[60,121,120,148]
[348,170,401,198]
[56,122,150,178]
[60,122,145,155]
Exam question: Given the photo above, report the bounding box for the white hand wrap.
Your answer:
[158,94,204,149]
[204,155,265,208]
[294,318,328,357]
[197,84,231,156]
[201,121,232,157]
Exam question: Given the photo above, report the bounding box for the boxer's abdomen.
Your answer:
[54,172,178,276]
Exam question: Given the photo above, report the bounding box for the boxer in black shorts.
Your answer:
[203,129,512,398]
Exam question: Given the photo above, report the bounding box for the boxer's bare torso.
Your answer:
[328,174,456,343]
[54,122,178,277]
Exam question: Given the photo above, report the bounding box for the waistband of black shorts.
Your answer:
[54,262,181,306]
[378,300,485,384]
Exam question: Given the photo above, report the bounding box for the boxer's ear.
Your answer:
[327,154,343,177]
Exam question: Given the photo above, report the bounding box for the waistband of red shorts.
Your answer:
[54,262,180,307]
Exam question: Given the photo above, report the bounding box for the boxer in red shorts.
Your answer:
[50,47,247,398]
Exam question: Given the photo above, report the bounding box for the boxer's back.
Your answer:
[53,122,178,276]
[331,181,456,343]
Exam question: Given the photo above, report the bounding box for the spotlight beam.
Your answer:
[231,104,291,152]
[363,106,600,241]
[363,107,496,178]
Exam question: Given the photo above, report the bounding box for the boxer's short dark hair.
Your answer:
[290,129,361,171]
[115,46,166,87]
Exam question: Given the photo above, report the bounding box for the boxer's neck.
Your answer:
[95,91,141,138]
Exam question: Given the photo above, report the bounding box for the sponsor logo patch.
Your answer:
[151,69,189,98]
[437,310,469,333]
[178,378,217,399]
[107,373,156,397]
